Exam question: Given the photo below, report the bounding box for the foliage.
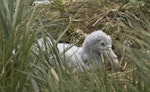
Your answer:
[0,0,150,92]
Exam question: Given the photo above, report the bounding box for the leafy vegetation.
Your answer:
[0,0,150,92]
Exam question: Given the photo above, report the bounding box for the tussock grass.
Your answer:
[0,0,150,92]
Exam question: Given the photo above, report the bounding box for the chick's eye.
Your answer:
[100,42,105,46]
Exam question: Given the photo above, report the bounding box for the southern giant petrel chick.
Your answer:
[36,30,120,71]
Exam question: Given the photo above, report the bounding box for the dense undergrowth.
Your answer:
[0,0,150,92]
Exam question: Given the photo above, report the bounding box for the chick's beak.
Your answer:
[104,48,120,68]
